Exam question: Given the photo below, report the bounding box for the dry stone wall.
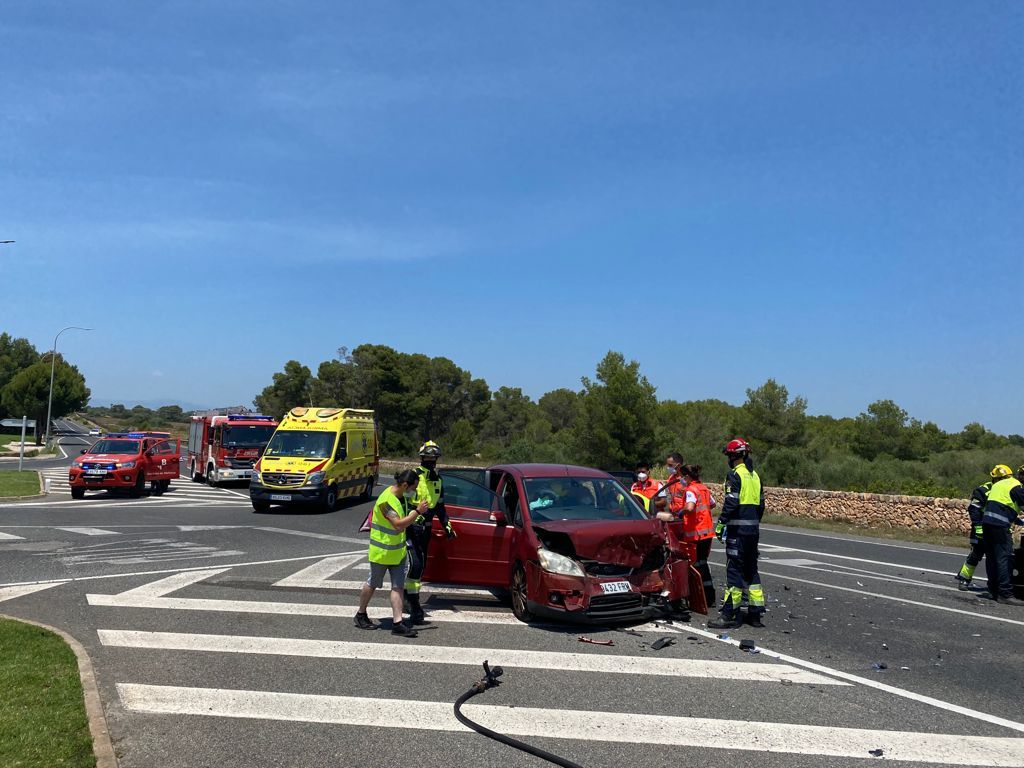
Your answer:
[705,483,969,534]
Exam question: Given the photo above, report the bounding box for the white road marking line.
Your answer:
[0,583,63,603]
[756,544,953,575]
[255,527,366,546]
[710,561,1024,628]
[117,684,1024,765]
[88,591,518,625]
[115,569,231,598]
[269,554,499,597]
[212,487,251,499]
[272,554,367,588]
[54,527,120,536]
[87,591,681,632]
[0,531,26,540]
[85,569,675,632]
[761,524,964,556]
[686,624,1024,736]
[759,558,958,592]
[0,550,367,589]
[99,630,844,685]
[0,497,243,509]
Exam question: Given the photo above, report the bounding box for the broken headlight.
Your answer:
[537,548,586,578]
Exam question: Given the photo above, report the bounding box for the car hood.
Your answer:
[77,453,139,463]
[532,519,664,567]
[257,456,327,472]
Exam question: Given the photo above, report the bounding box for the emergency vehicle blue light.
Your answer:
[228,414,275,421]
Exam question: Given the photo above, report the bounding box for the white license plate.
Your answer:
[85,469,107,476]
[600,581,632,594]
[270,494,291,501]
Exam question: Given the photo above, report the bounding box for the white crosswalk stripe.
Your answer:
[80,562,1024,766]
[26,470,252,508]
[115,684,1024,766]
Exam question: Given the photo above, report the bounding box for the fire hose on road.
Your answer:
[454,661,585,768]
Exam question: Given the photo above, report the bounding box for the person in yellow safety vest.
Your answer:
[956,465,1010,590]
[354,469,427,637]
[980,464,1024,605]
[708,438,766,629]
[405,441,457,625]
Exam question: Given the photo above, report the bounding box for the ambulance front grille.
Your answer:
[262,472,305,487]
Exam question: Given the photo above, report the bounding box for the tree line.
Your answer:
[255,344,1024,498]
[0,333,90,444]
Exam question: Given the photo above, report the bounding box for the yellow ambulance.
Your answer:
[249,407,379,513]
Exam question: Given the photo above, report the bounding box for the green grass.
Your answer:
[0,619,95,768]
[763,512,967,549]
[0,471,40,497]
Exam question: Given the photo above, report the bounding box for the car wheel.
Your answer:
[321,485,338,513]
[510,564,535,623]
[129,471,145,498]
[252,501,271,513]
[359,477,374,501]
[190,461,202,482]
[71,487,85,500]
[206,464,217,487]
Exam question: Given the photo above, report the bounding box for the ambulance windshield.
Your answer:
[263,430,336,459]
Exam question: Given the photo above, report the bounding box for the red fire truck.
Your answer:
[187,414,278,486]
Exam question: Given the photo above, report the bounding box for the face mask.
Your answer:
[421,460,436,470]
[637,472,648,482]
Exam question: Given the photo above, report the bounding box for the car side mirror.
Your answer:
[146,449,155,457]
[489,496,508,525]
[336,447,347,460]
[80,448,88,455]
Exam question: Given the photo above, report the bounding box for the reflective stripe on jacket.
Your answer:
[681,481,715,540]
[369,487,407,565]
[982,477,1023,528]
[966,482,992,525]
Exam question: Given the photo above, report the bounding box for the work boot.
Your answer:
[407,593,427,625]
[747,614,766,628]
[956,577,971,591]
[707,615,743,630]
[998,596,1024,607]
[353,612,378,630]
[391,622,418,638]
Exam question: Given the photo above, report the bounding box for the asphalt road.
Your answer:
[2,423,1022,767]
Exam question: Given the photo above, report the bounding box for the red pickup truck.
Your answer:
[69,432,181,499]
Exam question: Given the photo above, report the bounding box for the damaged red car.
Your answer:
[421,464,707,624]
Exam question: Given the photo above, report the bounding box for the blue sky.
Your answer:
[2,2,1021,432]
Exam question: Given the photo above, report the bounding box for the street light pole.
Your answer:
[44,326,92,445]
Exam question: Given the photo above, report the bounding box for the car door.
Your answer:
[425,472,515,587]
[149,440,179,481]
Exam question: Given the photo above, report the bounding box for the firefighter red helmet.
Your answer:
[723,438,750,456]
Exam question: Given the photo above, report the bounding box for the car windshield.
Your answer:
[263,430,336,459]
[89,440,140,454]
[524,477,650,522]
[223,424,276,447]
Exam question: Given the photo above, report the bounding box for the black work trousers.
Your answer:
[982,524,1014,599]
[965,540,985,568]
[723,532,763,619]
